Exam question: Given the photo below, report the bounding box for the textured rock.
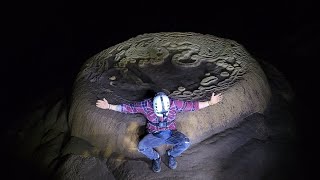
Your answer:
[68,32,271,158]
[53,155,115,180]
[106,113,270,180]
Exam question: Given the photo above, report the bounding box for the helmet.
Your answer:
[153,92,170,117]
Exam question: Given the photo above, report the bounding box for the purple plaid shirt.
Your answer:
[120,98,199,133]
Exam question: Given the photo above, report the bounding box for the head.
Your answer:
[153,92,170,117]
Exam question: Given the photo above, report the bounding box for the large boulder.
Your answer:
[68,32,271,158]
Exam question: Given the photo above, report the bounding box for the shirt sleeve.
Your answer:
[120,100,148,114]
[173,99,199,112]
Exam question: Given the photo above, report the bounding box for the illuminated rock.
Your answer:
[69,32,271,158]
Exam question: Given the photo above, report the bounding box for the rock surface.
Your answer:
[68,32,271,158]
[6,33,299,180]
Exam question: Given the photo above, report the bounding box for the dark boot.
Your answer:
[152,156,161,173]
[167,151,177,169]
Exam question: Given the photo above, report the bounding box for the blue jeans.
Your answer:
[138,130,190,160]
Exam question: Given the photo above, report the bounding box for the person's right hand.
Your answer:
[96,98,109,109]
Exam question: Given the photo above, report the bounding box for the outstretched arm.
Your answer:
[198,92,223,109]
[96,98,122,112]
[96,98,147,114]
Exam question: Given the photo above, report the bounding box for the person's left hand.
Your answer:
[210,92,223,105]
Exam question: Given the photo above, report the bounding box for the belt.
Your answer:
[148,120,173,128]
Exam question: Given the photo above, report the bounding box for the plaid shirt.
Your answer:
[121,98,199,133]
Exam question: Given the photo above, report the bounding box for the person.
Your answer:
[96,91,223,173]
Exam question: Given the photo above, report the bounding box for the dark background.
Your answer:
[2,1,317,178]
